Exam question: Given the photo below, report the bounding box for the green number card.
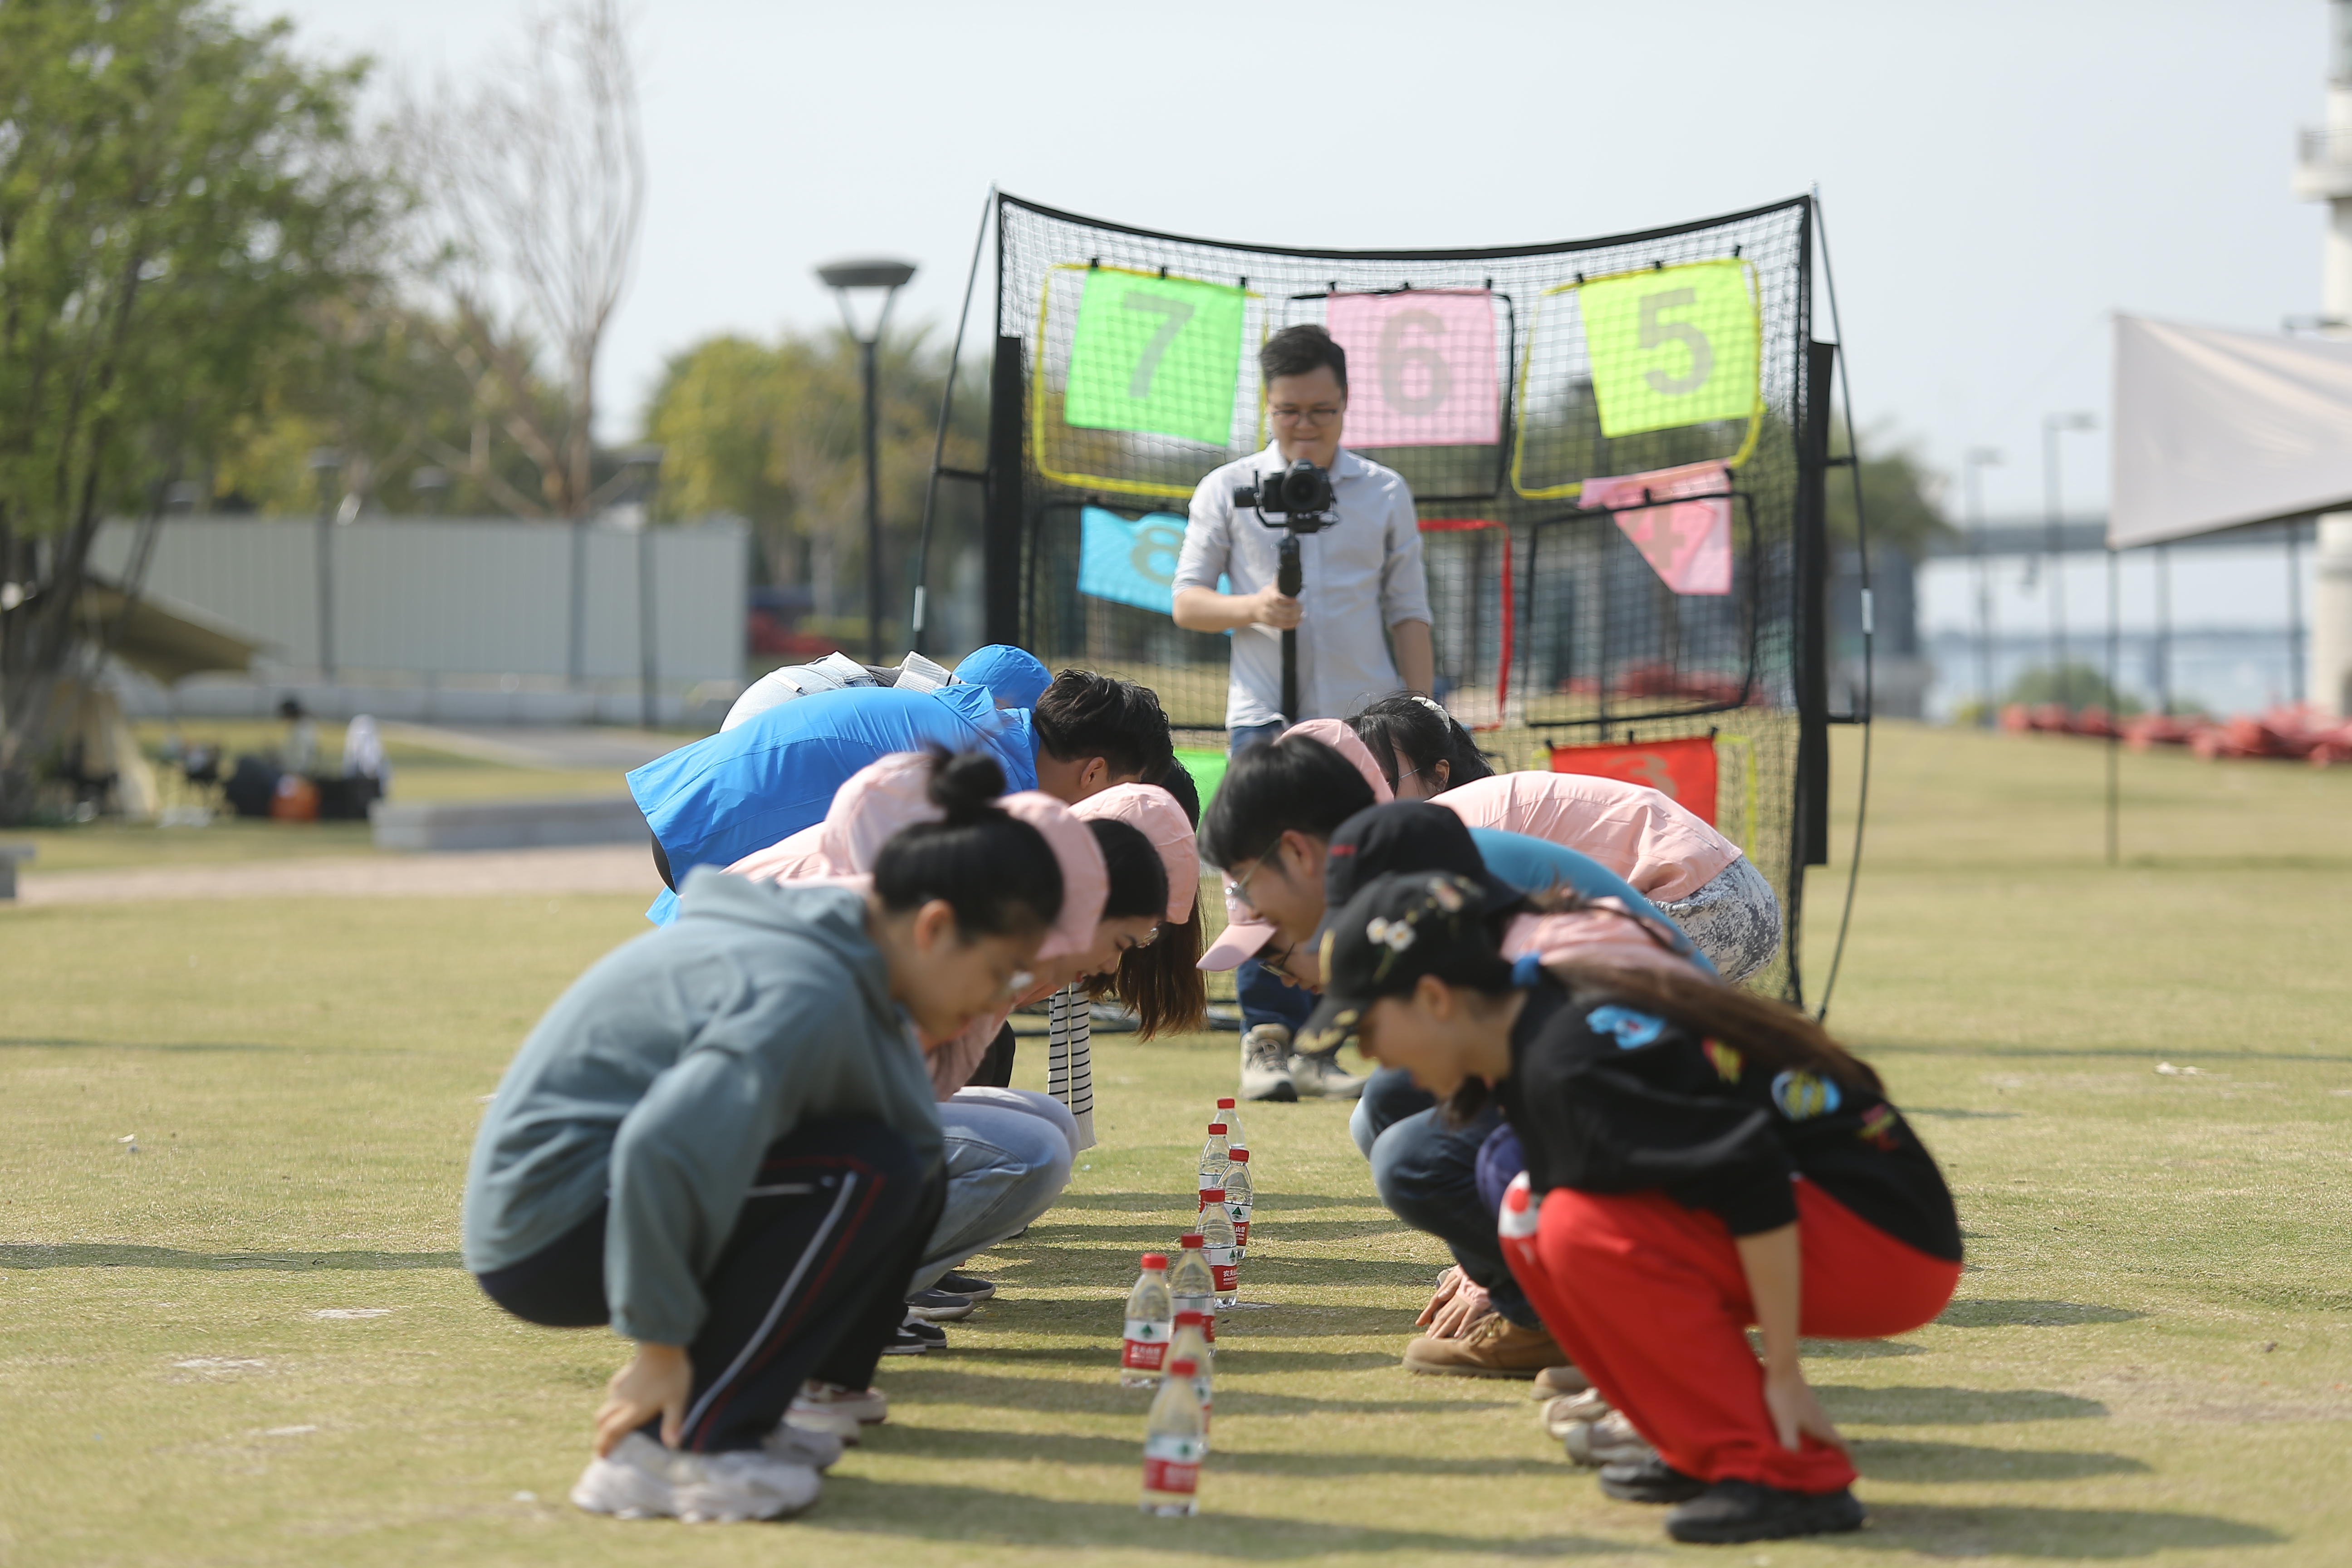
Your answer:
[1579,260,1759,438]
[1063,268,1246,446]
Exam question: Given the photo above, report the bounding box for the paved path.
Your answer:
[379,722,685,772]
[13,845,660,906]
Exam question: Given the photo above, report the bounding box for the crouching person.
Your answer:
[1313,872,1962,1546]
[461,758,1064,1523]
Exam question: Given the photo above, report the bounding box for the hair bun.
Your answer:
[927,749,1009,825]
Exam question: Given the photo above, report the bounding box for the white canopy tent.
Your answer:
[2110,313,2352,548]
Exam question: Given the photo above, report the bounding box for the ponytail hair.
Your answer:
[1552,960,1884,1097]
[1352,693,1495,795]
[871,751,1064,938]
[1080,817,1207,1037]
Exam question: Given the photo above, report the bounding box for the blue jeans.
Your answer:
[911,1091,1076,1293]
[1349,1068,1537,1329]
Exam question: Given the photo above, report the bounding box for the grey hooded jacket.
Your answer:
[461,870,942,1344]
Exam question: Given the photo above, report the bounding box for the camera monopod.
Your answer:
[1231,459,1337,723]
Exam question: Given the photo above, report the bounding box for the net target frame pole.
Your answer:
[2106,543,2121,867]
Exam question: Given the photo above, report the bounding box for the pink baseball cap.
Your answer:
[1072,783,1198,924]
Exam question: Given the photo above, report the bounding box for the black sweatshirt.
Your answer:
[1495,980,1962,1263]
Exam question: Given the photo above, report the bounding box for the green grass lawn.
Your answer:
[2,723,2349,1565]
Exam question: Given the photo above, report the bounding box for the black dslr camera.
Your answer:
[1233,459,1335,525]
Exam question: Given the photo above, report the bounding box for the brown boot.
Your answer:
[1400,1312,1564,1379]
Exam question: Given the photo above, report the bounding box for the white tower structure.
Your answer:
[2294,0,2352,715]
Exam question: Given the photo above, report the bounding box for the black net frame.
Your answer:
[985,192,1824,1000]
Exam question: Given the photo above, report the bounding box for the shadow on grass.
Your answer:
[1852,1438,2152,1482]
[1821,1385,2108,1424]
[875,1423,1563,1478]
[1851,1502,2283,1558]
[809,1477,1634,1558]
[887,1367,1511,1418]
[0,1243,460,1270]
[1938,1299,2143,1327]
[1905,1107,2023,1119]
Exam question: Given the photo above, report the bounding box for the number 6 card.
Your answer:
[1323,290,1499,447]
[1578,259,1759,438]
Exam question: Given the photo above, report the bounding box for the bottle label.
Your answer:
[1224,1200,1251,1236]
[1122,1318,1169,1371]
[1232,1217,1251,1247]
[1142,1432,1202,1494]
[1190,1370,1214,1416]
[1204,1244,1239,1294]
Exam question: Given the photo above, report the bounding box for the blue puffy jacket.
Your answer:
[629,683,1037,924]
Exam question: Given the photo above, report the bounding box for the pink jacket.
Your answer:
[1436,771,1738,904]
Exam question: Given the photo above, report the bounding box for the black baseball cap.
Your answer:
[1318,801,1520,951]
[1295,870,1507,1055]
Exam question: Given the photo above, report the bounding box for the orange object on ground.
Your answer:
[1502,1180,1959,1495]
[1549,735,1718,828]
[270,774,319,822]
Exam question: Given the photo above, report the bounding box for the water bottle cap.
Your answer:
[1174,1310,1208,1327]
[1140,1253,1169,1269]
[1207,1122,1226,1135]
[1217,1098,1236,1108]
[1169,1357,1199,1377]
[1230,1149,1250,1161]
[1180,1233,1204,1247]
[1202,1188,1225,1201]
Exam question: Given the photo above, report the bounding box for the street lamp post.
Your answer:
[1963,447,2002,724]
[615,445,666,730]
[2041,412,2096,706]
[307,447,343,686]
[816,258,917,665]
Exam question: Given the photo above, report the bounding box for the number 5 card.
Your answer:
[1578,260,1759,438]
[1323,290,1499,447]
[1064,268,1248,446]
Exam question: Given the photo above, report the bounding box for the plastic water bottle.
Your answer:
[1215,1097,1247,1159]
[1197,1121,1231,1206]
[1170,1310,1213,1437]
[1121,1252,1173,1388]
[1169,1233,1215,1340]
[1198,1191,1240,1305]
[1140,1356,1206,1516]
[1221,1149,1254,1249]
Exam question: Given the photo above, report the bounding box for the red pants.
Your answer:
[1503,1179,1960,1493]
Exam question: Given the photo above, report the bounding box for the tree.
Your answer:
[642,326,986,628]
[395,0,644,520]
[0,0,386,818]
[1827,427,1951,558]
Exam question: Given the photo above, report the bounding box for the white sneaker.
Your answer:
[762,1421,845,1470]
[785,1381,887,1442]
[1240,1025,1297,1102]
[570,1431,679,1519]
[1288,1050,1366,1099]
[671,1448,821,1523]
[1562,1409,1654,1469]
[1539,1389,1612,1440]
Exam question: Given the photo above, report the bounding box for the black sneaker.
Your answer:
[881,1323,931,1356]
[904,1288,977,1322]
[1597,1455,1708,1504]
[934,1272,997,1301]
[1665,1480,1865,1544]
[899,1312,948,1348]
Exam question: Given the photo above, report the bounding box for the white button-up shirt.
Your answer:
[1173,442,1432,729]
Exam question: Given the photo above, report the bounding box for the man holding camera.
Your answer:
[1173,323,1434,1101]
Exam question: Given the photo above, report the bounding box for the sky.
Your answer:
[255,0,2330,523]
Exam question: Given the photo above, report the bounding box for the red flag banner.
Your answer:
[1549,735,1720,827]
